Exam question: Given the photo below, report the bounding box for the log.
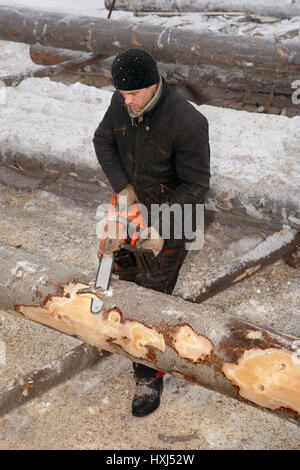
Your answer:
[29,44,299,95]
[1,245,299,422]
[175,228,300,302]
[1,57,298,230]
[0,343,110,417]
[134,10,245,18]
[0,53,106,87]
[105,0,300,18]
[30,44,85,66]
[134,12,246,17]
[160,63,299,96]
[0,6,300,75]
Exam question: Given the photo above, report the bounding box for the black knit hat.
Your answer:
[111,48,160,91]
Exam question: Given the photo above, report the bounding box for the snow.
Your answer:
[0,1,299,225]
[0,2,298,442]
[202,104,300,207]
[213,227,297,278]
[0,51,299,221]
[237,226,296,262]
[11,260,41,277]
[161,307,185,318]
[0,41,39,76]
[0,75,110,171]
[219,235,264,264]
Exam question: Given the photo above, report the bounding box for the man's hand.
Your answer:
[117,184,138,212]
[100,220,127,255]
[137,226,164,257]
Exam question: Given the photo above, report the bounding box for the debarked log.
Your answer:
[29,44,299,95]
[105,0,300,18]
[0,6,300,74]
[0,245,299,422]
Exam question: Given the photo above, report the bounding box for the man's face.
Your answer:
[119,84,158,112]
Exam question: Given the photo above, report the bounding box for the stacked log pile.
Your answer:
[0,6,300,115]
[0,5,299,422]
[105,0,300,18]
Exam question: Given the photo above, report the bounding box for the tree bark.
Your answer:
[0,53,106,87]
[0,343,109,417]
[0,6,300,74]
[1,245,299,422]
[30,44,86,66]
[29,44,299,95]
[105,0,300,18]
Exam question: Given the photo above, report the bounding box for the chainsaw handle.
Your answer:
[99,193,148,254]
[130,231,139,248]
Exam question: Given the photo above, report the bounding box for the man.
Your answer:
[93,48,210,417]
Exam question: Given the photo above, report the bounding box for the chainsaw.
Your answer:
[90,193,160,314]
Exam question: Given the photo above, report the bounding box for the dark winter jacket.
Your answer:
[93,79,210,227]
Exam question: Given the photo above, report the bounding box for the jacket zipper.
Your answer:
[134,124,142,179]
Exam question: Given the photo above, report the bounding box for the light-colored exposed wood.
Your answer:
[1,245,299,422]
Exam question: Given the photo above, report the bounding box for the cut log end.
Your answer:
[222,348,300,417]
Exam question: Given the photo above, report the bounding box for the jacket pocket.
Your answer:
[113,127,127,136]
[113,127,127,157]
[148,138,168,157]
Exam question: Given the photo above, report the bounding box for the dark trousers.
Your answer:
[114,238,187,379]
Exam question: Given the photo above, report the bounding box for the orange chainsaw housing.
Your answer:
[98,192,148,257]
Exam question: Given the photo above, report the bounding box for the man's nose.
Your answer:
[124,95,133,105]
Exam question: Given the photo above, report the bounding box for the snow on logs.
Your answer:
[0,73,299,229]
[175,228,300,302]
[0,6,300,76]
[104,0,300,18]
[1,245,299,422]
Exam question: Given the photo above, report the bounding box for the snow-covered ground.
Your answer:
[0,164,299,449]
[0,0,299,230]
[1,56,299,225]
[1,0,300,39]
[0,2,299,222]
[0,1,298,227]
[0,1,299,448]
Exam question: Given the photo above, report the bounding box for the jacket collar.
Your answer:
[127,75,164,124]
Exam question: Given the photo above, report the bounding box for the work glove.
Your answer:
[137,226,164,258]
[117,184,138,212]
[100,220,127,255]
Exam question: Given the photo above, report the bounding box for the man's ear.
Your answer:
[150,83,159,93]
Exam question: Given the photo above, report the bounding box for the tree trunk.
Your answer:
[0,6,300,74]
[29,44,299,95]
[1,245,299,423]
[105,0,300,18]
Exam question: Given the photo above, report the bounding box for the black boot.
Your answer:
[132,363,164,417]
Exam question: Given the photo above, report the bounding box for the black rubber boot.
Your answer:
[132,363,164,417]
